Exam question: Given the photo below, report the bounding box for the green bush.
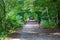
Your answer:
[41,20,56,28]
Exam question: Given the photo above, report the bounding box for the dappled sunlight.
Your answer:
[5,38,23,40]
[24,24,39,27]
[12,39,20,40]
[9,30,16,34]
[10,38,21,40]
[50,33,60,36]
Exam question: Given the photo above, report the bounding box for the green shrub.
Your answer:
[41,20,56,28]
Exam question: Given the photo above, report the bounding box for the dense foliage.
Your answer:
[0,0,59,40]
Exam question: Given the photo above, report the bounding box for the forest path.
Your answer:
[5,20,60,40]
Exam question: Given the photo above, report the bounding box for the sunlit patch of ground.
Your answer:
[9,38,21,40]
[5,38,21,40]
[50,33,60,35]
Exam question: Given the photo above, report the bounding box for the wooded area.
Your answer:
[0,0,59,40]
